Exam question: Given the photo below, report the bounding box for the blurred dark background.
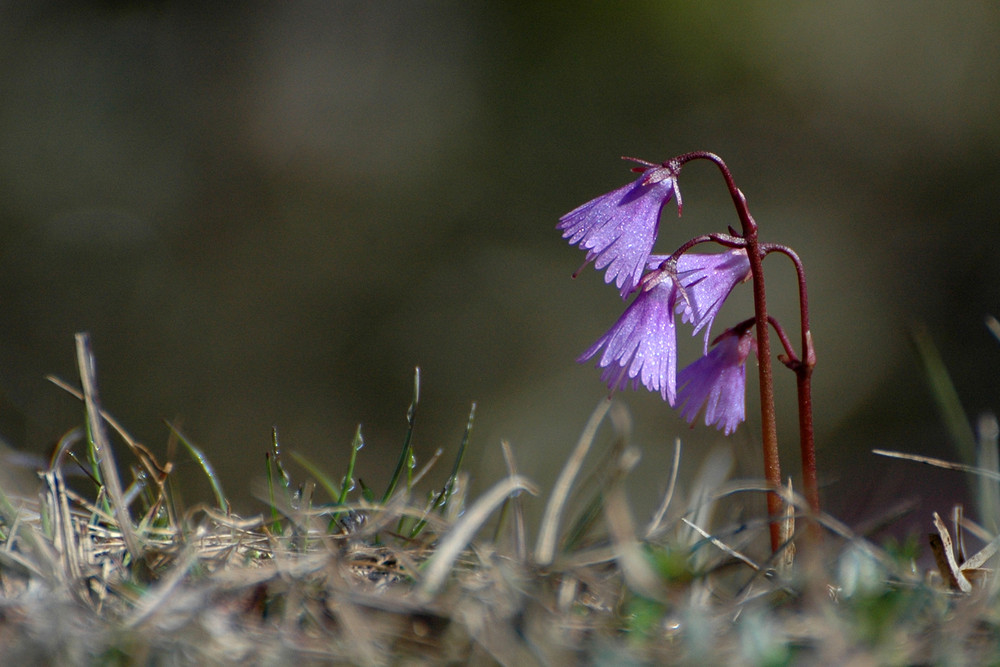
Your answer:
[2,2,999,535]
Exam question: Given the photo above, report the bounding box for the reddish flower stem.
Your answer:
[675,151,784,553]
[763,244,821,541]
[766,315,799,363]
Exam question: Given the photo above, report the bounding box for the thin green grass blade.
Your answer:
[265,452,281,531]
[82,416,110,516]
[266,427,294,531]
[340,424,364,504]
[289,451,342,501]
[913,326,977,465]
[270,427,291,489]
[403,491,436,539]
[164,421,228,514]
[382,367,420,503]
[440,402,475,515]
[359,478,375,503]
[332,425,364,532]
[396,449,420,536]
[409,403,476,538]
[561,490,605,553]
[406,450,417,492]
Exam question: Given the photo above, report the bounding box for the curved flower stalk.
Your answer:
[676,324,756,435]
[558,159,682,298]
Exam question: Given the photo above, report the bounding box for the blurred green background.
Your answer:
[2,2,998,532]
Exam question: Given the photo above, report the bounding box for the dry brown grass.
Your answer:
[2,335,1000,665]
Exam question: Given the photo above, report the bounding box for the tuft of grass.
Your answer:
[381,367,421,504]
[165,420,228,514]
[3,334,1000,664]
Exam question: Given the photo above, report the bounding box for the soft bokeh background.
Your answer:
[2,3,999,534]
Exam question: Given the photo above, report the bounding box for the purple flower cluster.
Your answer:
[561,159,755,433]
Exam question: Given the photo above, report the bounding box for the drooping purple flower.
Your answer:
[647,249,752,352]
[578,273,680,404]
[675,326,756,435]
[558,160,682,298]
